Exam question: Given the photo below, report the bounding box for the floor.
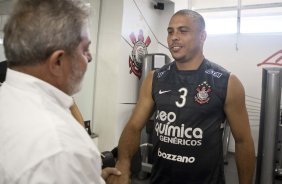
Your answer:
[131,152,282,184]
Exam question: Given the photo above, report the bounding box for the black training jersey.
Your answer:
[151,59,230,184]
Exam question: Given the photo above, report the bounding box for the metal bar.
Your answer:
[141,162,152,173]
[236,0,241,51]
[257,68,281,184]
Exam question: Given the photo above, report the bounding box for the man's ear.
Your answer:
[47,50,65,77]
[200,30,207,42]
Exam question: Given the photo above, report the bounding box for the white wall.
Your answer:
[93,0,174,151]
[0,0,17,61]
[170,0,188,12]
[156,2,174,57]
[0,1,11,61]
[116,0,174,150]
[92,0,123,151]
[118,0,172,103]
[74,0,101,123]
[204,33,282,154]
[0,15,7,61]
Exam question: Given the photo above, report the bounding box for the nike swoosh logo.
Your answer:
[159,90,171,94]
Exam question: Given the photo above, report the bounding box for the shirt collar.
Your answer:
[5,68,73,109]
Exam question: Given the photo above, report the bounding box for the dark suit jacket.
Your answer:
[0,61,7,83]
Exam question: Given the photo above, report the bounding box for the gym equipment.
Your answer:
[101,149,116,169]
[222,121,231,165]
[138,53,171,178]
[101,147,141,175]
[256,68,282,184]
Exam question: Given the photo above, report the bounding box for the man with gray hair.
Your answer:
[0,0,120,183]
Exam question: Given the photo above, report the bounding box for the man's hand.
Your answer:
[102,167,121,181]
[106,161,131,184]
[106,173,131,184]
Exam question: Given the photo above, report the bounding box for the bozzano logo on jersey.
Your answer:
[158,148,195,163]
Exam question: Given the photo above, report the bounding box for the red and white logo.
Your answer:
[257,50,282,67]
[128,30,151,79]
[195,81,212,104]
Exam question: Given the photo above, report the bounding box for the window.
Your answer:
[241,7,282,33]
[173,0,282,35]
[190,0,237,10]
[201,11,237,35]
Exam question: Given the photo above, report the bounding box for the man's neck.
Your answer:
[175,55,205,71]
[11,64,58,89]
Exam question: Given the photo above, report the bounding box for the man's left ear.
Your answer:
[47,50,65,77]
[200,30,207,42]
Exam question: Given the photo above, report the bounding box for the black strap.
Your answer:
[0,61,7,83]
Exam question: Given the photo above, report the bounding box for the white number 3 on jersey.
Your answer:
[175,87,188,108]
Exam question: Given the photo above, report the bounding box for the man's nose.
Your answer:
[87,53,92,63]
[171,32,180,41]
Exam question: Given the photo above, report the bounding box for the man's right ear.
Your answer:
[47,50,65,77]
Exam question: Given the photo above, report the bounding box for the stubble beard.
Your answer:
[67,60,85,96]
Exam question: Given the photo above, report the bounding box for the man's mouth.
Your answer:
[170,45,182,52]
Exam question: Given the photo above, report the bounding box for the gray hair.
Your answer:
[173,9,205,31]
[4,0,89,67]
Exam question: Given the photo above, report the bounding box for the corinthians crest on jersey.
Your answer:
[194,81,212,104]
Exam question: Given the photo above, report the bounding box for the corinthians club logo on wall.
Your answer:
[129,30,151,79]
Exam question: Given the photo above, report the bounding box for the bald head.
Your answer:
[172,9,205,31]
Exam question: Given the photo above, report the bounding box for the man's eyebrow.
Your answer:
[178,26,190,29]
[167,26,190,30]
